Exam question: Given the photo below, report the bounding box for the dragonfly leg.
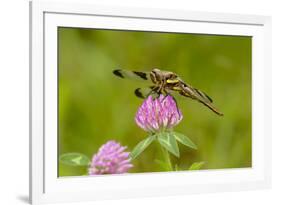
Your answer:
[146,86,160,99]
[160,89,169,102]
[157,81,165,94]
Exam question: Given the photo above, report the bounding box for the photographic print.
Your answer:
[58,27,252,177]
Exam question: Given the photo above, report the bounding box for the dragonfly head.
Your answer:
[150,68,162,84]
[151,68,179,85]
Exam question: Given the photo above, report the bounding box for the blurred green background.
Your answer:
[58,27,252,176]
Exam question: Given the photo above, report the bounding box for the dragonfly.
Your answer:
[113,68,223,116]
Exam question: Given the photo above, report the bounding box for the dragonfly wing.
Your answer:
[134,87,158,99]
[113,69,151,81]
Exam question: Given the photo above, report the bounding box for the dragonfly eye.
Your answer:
[150,71,157,83]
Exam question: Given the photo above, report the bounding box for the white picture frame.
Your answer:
[29,0,272,204]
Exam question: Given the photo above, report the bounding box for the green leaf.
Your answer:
[158,132,180,157]
[174,164,182,171]
[59,153,90,166]
[155,159,170,171]
[173,132,197,150]
[189,162,205,170]
[130,135,155,160]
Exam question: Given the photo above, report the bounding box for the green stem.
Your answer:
[159,143,173,171]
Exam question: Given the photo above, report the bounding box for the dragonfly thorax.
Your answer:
[150,68,178,85]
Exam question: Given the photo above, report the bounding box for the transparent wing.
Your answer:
[113,69,151,82]
[134,87,158,99]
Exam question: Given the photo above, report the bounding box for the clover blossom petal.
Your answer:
[89,140,133,175]
[135,95,183,132]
